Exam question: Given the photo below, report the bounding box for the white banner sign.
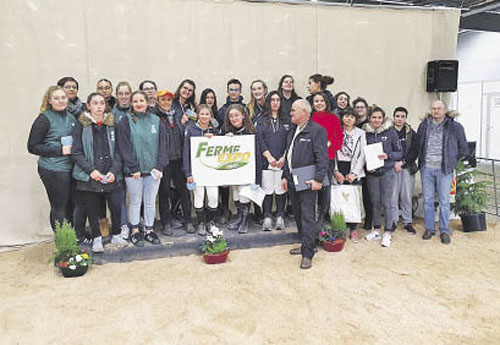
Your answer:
[190,135,255,186]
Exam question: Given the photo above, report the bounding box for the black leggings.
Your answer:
[38,166,72,231]
[159,159,192,226]
[81,190,121,238]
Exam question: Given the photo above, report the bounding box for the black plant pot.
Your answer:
[59,265,89,278]
[460,213,487,232]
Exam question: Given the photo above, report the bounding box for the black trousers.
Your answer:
[38,166,72,231]
[362,176,373,228]
[317,160,334,223]
[73,191,88,240]
[159,159,192,226]
[81,190,121,238]
[289,186,318,259]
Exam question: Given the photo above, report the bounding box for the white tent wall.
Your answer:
[0,0,459,245]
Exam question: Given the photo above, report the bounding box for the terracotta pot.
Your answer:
[203,249,230,264]
[321,239,345,252]
[59,265,89,278]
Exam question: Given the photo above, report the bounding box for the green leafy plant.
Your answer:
[330,211,347,240]
[452,160,491,215]
[51,221,93,269]
[201,226,228,254]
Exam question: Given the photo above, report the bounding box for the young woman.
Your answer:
[71,93,127,252]
[199,88,219,129]
[111,82,133,239]
[333,108,367,242]
[183,104,218,235]
[353,97,370,128]
[116,91,168,247]
[255,91,290,231]
[363,107,402,248]
[139,80,158,107]
[278,74,301,119]
[28,86,77,232]
[57,77,86,118]
[153,90,195,235]
[96,79,116,110]
[223,104,262,234]
[247,80,268,123]
[306,74,337,112]
[333,91,351,118]
[311,92,343,228]
[172,79,197,126]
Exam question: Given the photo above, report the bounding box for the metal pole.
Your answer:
[492,159,498,216]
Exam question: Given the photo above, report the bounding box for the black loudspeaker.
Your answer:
[426,60,458,92]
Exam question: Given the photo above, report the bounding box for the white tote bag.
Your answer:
[330,184,363,223]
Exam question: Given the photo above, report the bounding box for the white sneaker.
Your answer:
[120,224,130,240]
[275,216,285,230]
[92,236,104,253]
[381,233,392,247]
[262,217,273,231]
[365,230,381,242]
[111,234,128,247]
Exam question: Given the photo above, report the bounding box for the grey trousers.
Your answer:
[392,168,415,225]
[366,169,396,231]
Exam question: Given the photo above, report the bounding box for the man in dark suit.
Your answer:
[282,99,328,269]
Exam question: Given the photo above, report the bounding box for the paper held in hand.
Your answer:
[239,185,266,208]
[363,142,384,171]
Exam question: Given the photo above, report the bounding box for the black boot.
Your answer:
[206,207,217,233]
[252,202,263,225]
[195,208,206,236]
[238,203,250,234]
[227,202,242,231]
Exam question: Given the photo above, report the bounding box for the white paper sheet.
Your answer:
[363,143,384,171]
[239,185,266,208]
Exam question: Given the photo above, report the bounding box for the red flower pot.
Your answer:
[203,249,230,264]
[321,239,345,252]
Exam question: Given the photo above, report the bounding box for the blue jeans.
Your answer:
[125,175,161,229]
[421,167,454,234]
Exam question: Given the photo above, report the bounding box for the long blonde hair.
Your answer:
[39,85,65,114]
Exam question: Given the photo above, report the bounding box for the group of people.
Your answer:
[27,73,468,269]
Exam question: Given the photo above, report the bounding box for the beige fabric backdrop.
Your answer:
[0,0,459,245]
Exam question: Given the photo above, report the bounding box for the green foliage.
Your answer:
[53,220,79,262]
[330,212,347,240]
[452,160,491,215]
[201,227,228,254]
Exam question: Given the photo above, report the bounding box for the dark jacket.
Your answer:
[220,126,262,185]
[152,105,184,161]
[363,118,403,175]
[216,96,245,126]
[394,122,418,175]
[171,99,196,125]
[407,114,468,175]
[115,113,169,175]
[283,120,328,184]
[255,115,291,170]
[281,94,301,120]
[182,123,217,177]
[71,112,122,192]
[306,90,337,113]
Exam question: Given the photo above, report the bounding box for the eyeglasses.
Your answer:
[228,88,240,92]
[355,105,366,109]
[64,85,78,90]
[182,87,194,94]
[98,86,112,91]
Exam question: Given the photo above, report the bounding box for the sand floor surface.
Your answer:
[1,219,499,345]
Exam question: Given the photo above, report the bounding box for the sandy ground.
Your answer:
[1,218,499,345]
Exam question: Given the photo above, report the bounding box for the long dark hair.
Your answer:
[262,91,285,124]
[199,88,218,116]
[224,104,256,134]
[309,74,334,91]
[174,79,196,106]
[278,74,298,99]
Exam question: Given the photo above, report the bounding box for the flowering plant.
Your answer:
[318,230,337,244]
[201,226,228,254]
[52,220,93,270]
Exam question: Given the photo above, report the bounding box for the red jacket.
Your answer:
[312,111,343,159]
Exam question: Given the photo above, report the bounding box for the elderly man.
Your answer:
[282,99,328,269]
[408,100,467,244]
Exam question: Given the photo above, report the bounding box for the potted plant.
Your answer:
[318,212,347,252]
[52,221,93,277]
[452,160,490,232]
[201,226,230,264]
